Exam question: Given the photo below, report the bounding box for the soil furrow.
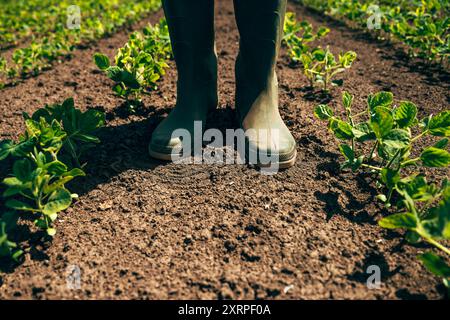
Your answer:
[0,0,448,299]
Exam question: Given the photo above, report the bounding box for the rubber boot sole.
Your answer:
[254,148,297,169]
[148,147,180,161]
[149,144,297,169]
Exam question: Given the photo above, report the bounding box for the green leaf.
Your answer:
[62,98,75,110]
[106,66,123,82]
[381,168,400,189]
[352,155,364,171]
[79,109,105,133]
[352,123,376,142]
[340,51,357,68]
[47,228,57,236]
[2,177,23,188]
[428,110,450,136]
[312,48,326,61]
[397,175,437,202]
[25,119,41,137]
[371,107,393,139]
[420,185,450,239]
[5,199,36,212]
[378,212,417,229]
[1,211,19,232]
[120,70,140,89]
[2,177,30,197]
[394,101,417,128]
[0,139,34,159]
[342,91,353,111]
[34,219,47,229]
[0,140,14,160]
[0,220,20,259]
[13,158,33,181]
[339,144,354,161]
[314,105,334,120]
[421,147,450,167]
[376,194,387,202]
[42,188,72,216]
[420,114,433,131]
[94,53,110,71]
[329,118,354,140]
[433,138,449,149]
[73,133,100,144]
[368,91,393,111]
[45,161,68,176]
[62,168,86,178]
[317,26,330,38]
[418,252,450,278]
[405,230,421,244]
[382,129,410,149]
[43,176,74,194]
[112,84,127,97]
[63,137,78,160]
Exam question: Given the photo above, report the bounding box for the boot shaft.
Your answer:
[234,0,287,121]
[234,0,286,87]
[162,0,217,85]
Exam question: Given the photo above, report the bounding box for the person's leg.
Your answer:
[149,0,217,160]
[234,0,297,169]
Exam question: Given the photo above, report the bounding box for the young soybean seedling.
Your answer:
[0,98,105,259]
[301,46,357,91]
[93,18,171,113]
[314,91,450,286]
[283,12,330,61]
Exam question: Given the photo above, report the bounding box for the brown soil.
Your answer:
[0,0,449,300]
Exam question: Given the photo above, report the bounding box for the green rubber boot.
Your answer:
[149,0,218,160]
[234,0,297,169]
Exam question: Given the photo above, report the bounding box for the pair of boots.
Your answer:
[149,0,297,169]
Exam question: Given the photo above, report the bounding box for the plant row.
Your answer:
[283,12,357,92]
[284,8,450,292]
[0,0,162,89]
[315,91,450,291]
[0,99,105,260]
[0,18,172,262]
[296,0,449,65]
[94,18,172,111]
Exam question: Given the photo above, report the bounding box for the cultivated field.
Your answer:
[0,0,449,299]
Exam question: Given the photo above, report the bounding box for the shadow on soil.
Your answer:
[0,102,167,272]
[300,134,380,224]
[0,103,242,272]
[348,251,402,283]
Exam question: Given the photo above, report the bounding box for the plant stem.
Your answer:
[386,149,402,169]
[386,188,394,204]
[401,157,420,167]
[361,163,382,171]
[424,237,450,256]
[352,110,366,118]
[368,141,379,162]
[411,130,428,143]
[347,112,355,152]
